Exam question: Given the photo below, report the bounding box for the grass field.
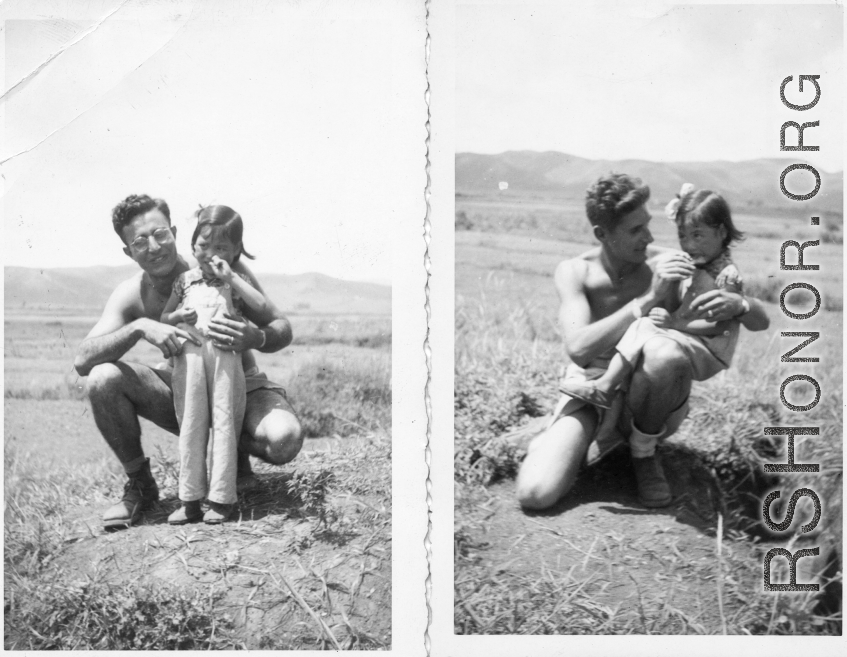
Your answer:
[454,193,843,635]
[4,309,392,649]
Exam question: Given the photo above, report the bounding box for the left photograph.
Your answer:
[3,0,426,651]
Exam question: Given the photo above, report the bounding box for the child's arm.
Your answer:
[160,288,197,326]
[209,256,271,316]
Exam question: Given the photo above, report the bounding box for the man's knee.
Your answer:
[251,411,303,465]
[639,338,691,381]
[85,362,125,402]
[516,478,561,510]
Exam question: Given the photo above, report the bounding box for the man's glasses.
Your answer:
[129,227,174,252]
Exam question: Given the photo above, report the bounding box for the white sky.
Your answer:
[457,0,844,173]
[2,0,424,283]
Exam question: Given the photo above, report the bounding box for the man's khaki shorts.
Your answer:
[551,362,690,466]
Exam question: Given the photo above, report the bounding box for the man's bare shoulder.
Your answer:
[104,271,148,320]
[555,247,602,281]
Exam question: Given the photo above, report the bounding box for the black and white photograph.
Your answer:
[3,0,427,651]
[446,0,843,643]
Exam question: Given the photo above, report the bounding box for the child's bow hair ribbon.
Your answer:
[665,182,695,220]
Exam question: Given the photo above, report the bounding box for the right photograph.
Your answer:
[454,2,843,636]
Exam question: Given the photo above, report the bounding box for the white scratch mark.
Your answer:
[0,2,197,167]
[1,0,133,102]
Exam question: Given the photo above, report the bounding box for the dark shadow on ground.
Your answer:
[524,442,725,537]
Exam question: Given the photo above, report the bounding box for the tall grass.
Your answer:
[287,356,391,439]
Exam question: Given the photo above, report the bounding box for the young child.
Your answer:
[560,184,746,410]
[160,205,270,524]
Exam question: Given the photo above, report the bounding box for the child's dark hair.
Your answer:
[585,173,651,231]
[676,188,744,248]
[191,205,255,263]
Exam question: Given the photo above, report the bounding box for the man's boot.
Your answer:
[632,453,672,508]
[236,450,259,493]
[102,458,159,528]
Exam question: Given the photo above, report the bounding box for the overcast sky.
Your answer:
[457,1,843,173]
[2,0,422,282]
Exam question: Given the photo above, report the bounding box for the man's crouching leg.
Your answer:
[86,362,177,528]
[516,407,597,510]
[627,337,692,508]
[237,388,303,491]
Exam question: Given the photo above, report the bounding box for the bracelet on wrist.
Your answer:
[257,329,267,349]
[739,297,751,315]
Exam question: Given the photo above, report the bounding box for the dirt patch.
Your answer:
[455,444,839,635]
[5,434,391,649]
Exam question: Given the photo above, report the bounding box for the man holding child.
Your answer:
[74,194,302,528]
[516,173,769,509]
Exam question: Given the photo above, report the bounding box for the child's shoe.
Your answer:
[168,500,203,525]
[631,454,673,507]
[559,380,615,409]
[204,502,233,524]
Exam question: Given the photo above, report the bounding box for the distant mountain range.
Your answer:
[456,151,843,217]
[4,266,390,316]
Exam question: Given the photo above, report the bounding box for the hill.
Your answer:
[4,266,390,316]
[456,151,843,218]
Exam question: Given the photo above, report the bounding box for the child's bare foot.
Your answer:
[558,380,615,409]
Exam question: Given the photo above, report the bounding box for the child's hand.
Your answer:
[647,307,673,328]
[715,264,743,290]
[178,307,198,325]
[209,256,233,283]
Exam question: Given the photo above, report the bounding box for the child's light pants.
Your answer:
[173,338,245,505]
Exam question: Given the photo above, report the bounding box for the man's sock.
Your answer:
[629,421,666,458]
[122,455,148,475]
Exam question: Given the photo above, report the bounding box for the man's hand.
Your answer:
[208,312,261,352]
[650,251,695,301]
[689,289,745,321]
[141,319,201,358]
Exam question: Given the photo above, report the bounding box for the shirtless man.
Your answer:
[516,174,769,509]
[74,194,302,528]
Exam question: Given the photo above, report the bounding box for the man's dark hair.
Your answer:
[584,173,650,231]
[112,194,171,243]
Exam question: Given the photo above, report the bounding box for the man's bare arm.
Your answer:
[558,252,696,367]
[74,280,200,376]
[557,260,647,367]
[689,289,770,332]
[212,261,293,353]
